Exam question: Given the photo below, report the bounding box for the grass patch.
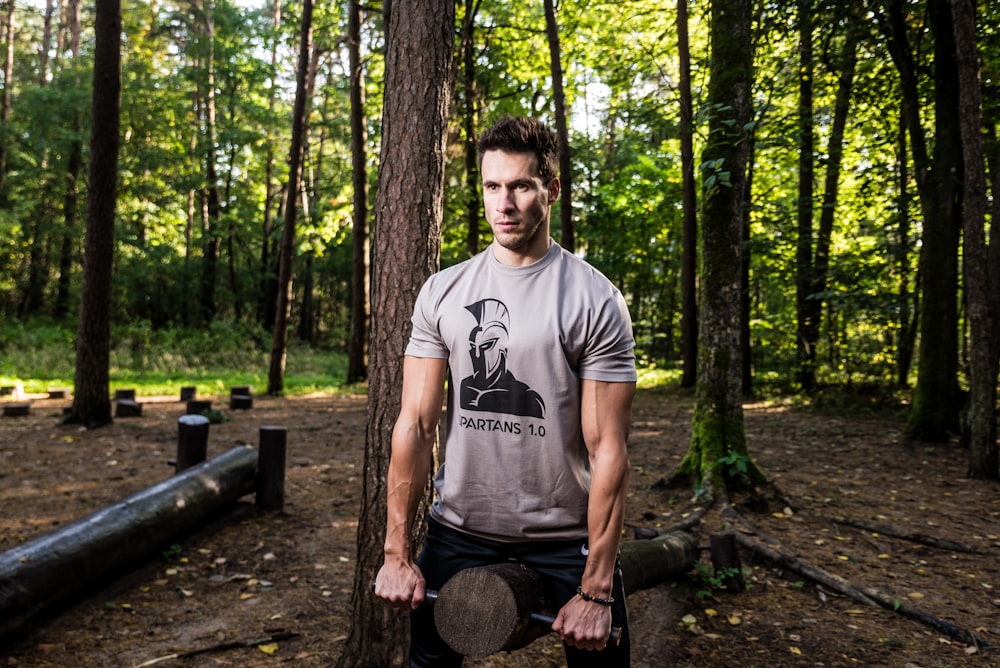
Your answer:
[0,320,352,397]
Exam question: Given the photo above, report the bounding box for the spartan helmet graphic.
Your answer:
[466,298,510,386]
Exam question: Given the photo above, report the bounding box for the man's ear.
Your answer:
[548,177,561,203]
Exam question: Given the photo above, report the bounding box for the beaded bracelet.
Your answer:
[576,586,615,606]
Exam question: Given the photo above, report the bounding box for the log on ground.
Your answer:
[0,445,258,642]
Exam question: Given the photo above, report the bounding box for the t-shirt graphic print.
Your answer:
[460,298,545,418]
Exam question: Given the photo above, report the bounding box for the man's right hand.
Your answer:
[373,560,426,611]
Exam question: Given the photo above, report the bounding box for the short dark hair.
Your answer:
[477,116,559,183]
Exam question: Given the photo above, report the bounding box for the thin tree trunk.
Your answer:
[267,0,314,396]
[460,0,481,259]
[66,0,121,429]
[678,0,698,389]
[259,0,281,331]
[543,0,573,252]
[0,0,15,198]
[199,3,221,325]
[337,0,454,663]
[55,0,82,320]
[794,0,816,391]
[346,0,370,384]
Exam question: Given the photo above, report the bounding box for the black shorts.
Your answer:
[409,518,630,667]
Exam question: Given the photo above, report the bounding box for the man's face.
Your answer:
[481,150,559,264]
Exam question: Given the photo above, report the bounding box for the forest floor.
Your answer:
[0,386,998,668]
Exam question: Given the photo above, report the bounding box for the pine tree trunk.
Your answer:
[337,0,454,664]
[346,0,370,384]
[544,0,573,252]
[66,0,121,429]
[678,0,698,389]
[267,0,313,396]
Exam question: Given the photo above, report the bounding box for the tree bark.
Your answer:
[65,0,121,429]
[952,0,998,479]
[0,0,15,199]
[460,0,481,259]
[543,0,573,252]
[880,0,964,443]
[267,0,314,396]
[678,0,698,389]
[337,0,454,664]
[794,0,816,391]
[346,0,370,384]
[677,0,763,494]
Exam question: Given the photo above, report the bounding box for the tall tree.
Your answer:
[54,0,82,320]
[459,0,481,258]
[953,0,998,480]
[675,0,764,495]
[337,0,454,663]
[267,0,314,396]
[794,0,816,390]
[880,0,964,443]
[346,0,369,384]
[197,1,223,325]
[543,0,573,251]
[65,0,121,429]
[259,0,281,332]
[678,0,698,389]
[0,0,14,199]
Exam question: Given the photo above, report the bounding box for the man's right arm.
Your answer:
[374,355,448,611]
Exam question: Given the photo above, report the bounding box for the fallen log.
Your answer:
[429,530,698,657]
[0,445,258,642]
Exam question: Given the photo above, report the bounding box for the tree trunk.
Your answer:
[803,13,860,388]
[952,0,998,479]
[543,0,573,252]
[267,0,313,396]
[794,0,816,391]
[460,0,481,259]
[676,0,763,494]
[678,0,698,389]
[55,0,82,321]
[881,0,964,443]
[0,0,14,199]
[894,105,917,389]
[346,0,370,384]
[259,0,281,331]
[65,0,121,429]
[337,0,454,664]
[199,4,222,326]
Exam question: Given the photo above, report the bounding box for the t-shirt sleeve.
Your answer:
[578,289,637,383]
[404,278,451,359]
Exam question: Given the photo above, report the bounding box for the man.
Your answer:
[374,116,636,667]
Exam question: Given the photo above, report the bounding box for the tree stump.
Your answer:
[114,389,136,401]
[176,415,210,473]
[47,388,70,399]
[180,386,197,401]
[434,562,552,657]
[185,399,212,415]
[229,386,253,410]
[114,399,143,418]
[2,403,30,417]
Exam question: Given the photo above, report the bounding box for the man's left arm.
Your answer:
[553,378,635,650]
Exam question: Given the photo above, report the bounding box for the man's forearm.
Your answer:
[580,447,630,598]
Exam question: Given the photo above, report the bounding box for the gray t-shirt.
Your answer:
[405,241,636,542]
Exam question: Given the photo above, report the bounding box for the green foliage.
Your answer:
[0,320,348,396]
[690,560,748,601]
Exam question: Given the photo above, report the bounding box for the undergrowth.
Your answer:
[0,320,352,397]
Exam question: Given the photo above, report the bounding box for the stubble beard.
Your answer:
[493,215,545,252]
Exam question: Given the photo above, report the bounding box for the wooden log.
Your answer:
[47,388,70,399]
[230,385,253,398]
[114,388,136,401]
[434,562,551,657]
[176,415,210,473]
[431,531,698,657]
[180,386,197,401]
[0,445,258,641]
[114,399,143,418]
[2,403,30,417]
[619,530,699,596]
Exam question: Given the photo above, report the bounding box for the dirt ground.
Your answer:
[0,386,998,668]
